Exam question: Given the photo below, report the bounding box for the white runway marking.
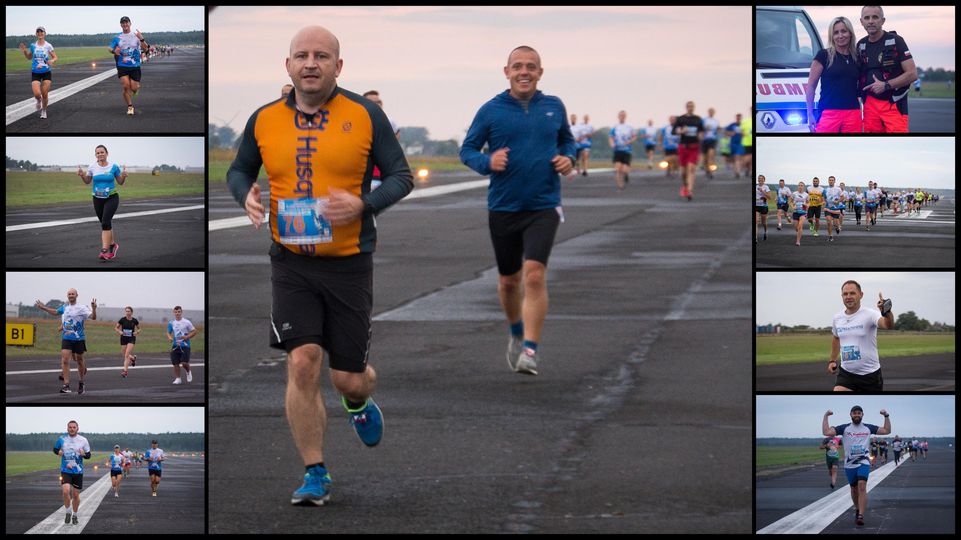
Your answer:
[6,363,205,376]
[757,457,906,534]
[25,472,111,534]
[6,205,205,233]
[6,69,116,126]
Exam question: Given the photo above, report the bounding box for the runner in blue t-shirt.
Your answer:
[54,421,91,525]
[823,406,892,527]
[725,114,744,178]
[35,289,97,395]
[107,445,125,498]
[109,16,150,115]
[77,144,128,260]
[18,26,58,119]
[145,440,166,497]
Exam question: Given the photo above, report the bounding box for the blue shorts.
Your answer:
[845,464,871,486]
[731,144,745,156]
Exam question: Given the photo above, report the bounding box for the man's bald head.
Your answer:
[289,26,340,59]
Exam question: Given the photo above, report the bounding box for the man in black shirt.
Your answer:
[857,5,918,133]
[673,101,703,201]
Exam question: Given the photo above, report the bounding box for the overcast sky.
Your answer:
[756,137,955,191]
[6,407,204,434]
[5,6,204,35]
[756,271,954,326]
[805,5,955,70]
[756,395,955,438]
[5,137,204,169]
[5,272,204,310]
[209,6,751,141]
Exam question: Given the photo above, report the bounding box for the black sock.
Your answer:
[306,462,325,472]
[345,399,366,410]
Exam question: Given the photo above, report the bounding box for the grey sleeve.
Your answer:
[225,110,264,208]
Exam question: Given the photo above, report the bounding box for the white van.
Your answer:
[755,6,825,132]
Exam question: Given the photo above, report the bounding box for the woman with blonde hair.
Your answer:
[805,17,862,133]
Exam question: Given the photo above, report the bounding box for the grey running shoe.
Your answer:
[72,514,78,525]
[515,350,539,376]
[506,335,523,371]
[65,512,71,524]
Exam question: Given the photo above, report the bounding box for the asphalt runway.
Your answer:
[907,98,956,133]
[755,199,955,268]
[4,456,205,534]
[5,353,205,403]
[6,47,205,133]
[755,353,956,392]
[5,195,205,268]
[207,167,753,532]
[756,447,955,533]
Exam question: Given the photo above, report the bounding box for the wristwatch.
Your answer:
[883,81,891,91]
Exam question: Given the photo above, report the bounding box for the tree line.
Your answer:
[7,432,204,452]
[764,311,954,333]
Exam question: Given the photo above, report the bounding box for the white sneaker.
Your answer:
[173,378,182,385]
[114,492,119,498]
[186,371,192,383]
[514,349,539,376]
[506,335,523,371]
[127,106,135,115]
[40,109,47,119]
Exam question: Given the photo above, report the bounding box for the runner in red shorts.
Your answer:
[856,6,917,133]
[673,101,704,201]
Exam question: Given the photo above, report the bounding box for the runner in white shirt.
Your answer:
[701,107,720,178]
[864,182,880,230]
[755,175,772,243]
[642,120,658,169]
[823,176,844,243]
[823,406,892,527]
[608,110,636,190]
[54,421,92,525]
[790,181,809,246]
[837,182,849,233]
[577,115,594,176]
[775,179,793,229]
[35,289,97,394]
[145,439,166,497]
[828,280,895,391]
[166,306,198,385]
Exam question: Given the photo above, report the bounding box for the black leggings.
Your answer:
[854,206,862,222]
[93,194,120,231]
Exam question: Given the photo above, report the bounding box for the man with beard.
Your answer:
[828,280,894,391]
[823,406,892,527]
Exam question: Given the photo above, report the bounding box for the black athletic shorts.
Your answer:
[120,336,136,346]
[93,194,119,231]
[148,469,162,477]
[701,139,717,152]
[755,205,768,215]
[488,208,561,276]
[664,148,677,156]
[269,243,373,373]
[743,145,753,155]
[807,206,822,219]
[111,470,123,477]
[612,150,632,165]
[32,71,52,82]
[116,66,142,81]
[777,202,790,212]
[835,365,883,392]
[61,472,83,490]
[170,347,191,365]
[61,340,87,354]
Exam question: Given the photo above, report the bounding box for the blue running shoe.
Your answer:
[343,397,383,447]
[291,465,331,506]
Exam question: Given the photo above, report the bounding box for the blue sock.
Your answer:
[510,321,524,338]
[522,340,538,353]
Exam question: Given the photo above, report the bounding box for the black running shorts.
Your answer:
[169,347,191,365]
[612,151,632,165]
[116,66,142,81]
[61,472,83,490]
[268,243,373,373]
[755,205,768,215]
[32,71,52,82]
[488,208,560,276]
[835,365,883,392]
[120,336,136,346]
[807,206,822,220]
[61,340,87,354]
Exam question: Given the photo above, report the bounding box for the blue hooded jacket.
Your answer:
[460,90,576,212]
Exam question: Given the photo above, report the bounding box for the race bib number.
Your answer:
[277,198,333,245]
[123,329,133,337]
[683,126,699,137]
[842,345,861,362]
[851,444,865,455]
[94,186,111,197]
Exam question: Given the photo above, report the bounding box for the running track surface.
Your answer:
[5,195,205,269]
[6,47,205,133]
[4,456,205,534]
[207,167,753,533]
[5,353,205,403]
[755,198,955,268]
[756,447,955,533]
[756,353,956,392]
